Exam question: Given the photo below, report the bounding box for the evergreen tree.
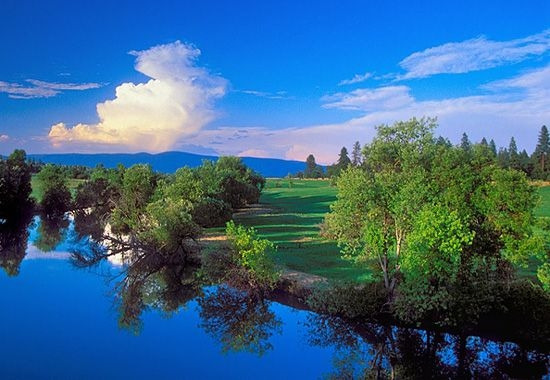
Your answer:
[489,139,497,157]
[508,137,520,170]
[480,137,488,147]
[304,154,323,178]
[337,147,352,169]
[519,149,532,176]
[497,148,510,169]
[351,141,362,166]
[436,136,452,147]
[532,125,550,179]
[460,133,471,152]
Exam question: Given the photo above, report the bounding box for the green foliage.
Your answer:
[0,149,34,219]
[37,164,71,217]
[143,197,201,257]
[110,164,156,232]
[304,154,324,178]
[226,220,278,289]
[405,205,474,280]
[191,197,232,228]
[324,117,545,304]
[74,177,119,210]
[532,125,549,180]
[351,141,362,166]
[538,262,550,291]
[235,179,367,282]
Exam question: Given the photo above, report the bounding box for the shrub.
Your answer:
[191,198,232,227]
[225,221,278,290]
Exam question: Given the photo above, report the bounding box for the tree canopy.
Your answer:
[324,118,546,308]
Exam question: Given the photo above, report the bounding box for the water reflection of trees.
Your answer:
[305,314,550,379]
[198,285,282,356]
[0,209,33,276]
[33,214,69,252]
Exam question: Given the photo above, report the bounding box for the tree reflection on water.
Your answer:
[198,285,282,356]
[0,208,33,276]
[2,206,548,377]
[33,213,70,252]
[304,313,550,379]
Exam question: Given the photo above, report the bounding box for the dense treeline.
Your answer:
[70,156,265,264]
[303,124,550,180]
[322,118,550,334]
[0,152,266,272]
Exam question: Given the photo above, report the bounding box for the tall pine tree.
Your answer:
[532,125,550,179]
[337,147,352,169]
[460,133,471,152]
[489,139,497,157]
[351,141,362,166]
[509,137,520,171]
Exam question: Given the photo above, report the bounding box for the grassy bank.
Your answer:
[237,179,550,283]
[30,176,84,202]
[235,179,370,282]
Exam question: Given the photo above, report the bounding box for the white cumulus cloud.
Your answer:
[48,41,227,152]
[0,134,9,142]
[399,29,550,79]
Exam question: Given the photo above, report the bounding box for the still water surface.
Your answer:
[0,217,548,379]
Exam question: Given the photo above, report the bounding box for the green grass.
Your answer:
[30,175,85,202]
[236,181,550,283]
[535,186,550,218]
[235,179,370,282]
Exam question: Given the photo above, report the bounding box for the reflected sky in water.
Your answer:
[0,259,335,379]
[0,215,548,379]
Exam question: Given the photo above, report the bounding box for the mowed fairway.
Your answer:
[235,179,370,282]
[236,181,550,283]
[535,185,550,218]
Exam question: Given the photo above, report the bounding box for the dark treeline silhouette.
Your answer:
[302,125,550,180]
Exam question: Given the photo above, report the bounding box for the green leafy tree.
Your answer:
[325,118,438,294]
[225,221,278,290]
[37,164,71,218]
[110,164,156,233]
[325,118,544,302]
[0,149,34,219]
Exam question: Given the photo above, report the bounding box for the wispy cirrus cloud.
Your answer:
[48,41,228,152]
[338,72,373,86]
[239,89,292,99]
[0,79,102,99]
[181,64,550,164]
[322,86,413,111]
[398,29,550,79]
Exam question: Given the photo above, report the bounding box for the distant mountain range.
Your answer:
[28,151,308,178]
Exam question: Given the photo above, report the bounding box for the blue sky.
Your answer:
[1,0,549,163]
